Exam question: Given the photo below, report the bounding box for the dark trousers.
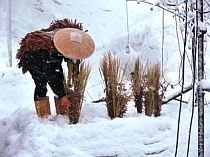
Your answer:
[24,50,66,101]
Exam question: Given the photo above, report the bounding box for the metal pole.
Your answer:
[7,0,12,67]
[197,0,205,156]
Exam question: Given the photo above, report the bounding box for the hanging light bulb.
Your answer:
[126,45,130,53]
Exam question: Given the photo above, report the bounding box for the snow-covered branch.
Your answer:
[127,0,185,19]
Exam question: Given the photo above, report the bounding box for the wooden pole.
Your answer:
[197,0,205,156]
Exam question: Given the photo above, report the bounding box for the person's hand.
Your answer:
[60,96,71,107]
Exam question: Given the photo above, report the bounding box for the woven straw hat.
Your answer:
[53,28,95,59]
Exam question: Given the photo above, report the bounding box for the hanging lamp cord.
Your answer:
[125,0,130,53]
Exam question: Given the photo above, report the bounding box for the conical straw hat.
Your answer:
[53,28,95,59]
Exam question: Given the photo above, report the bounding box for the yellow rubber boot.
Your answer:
[34,96,51,119]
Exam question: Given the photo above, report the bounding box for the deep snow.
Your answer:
[0,0,209,157]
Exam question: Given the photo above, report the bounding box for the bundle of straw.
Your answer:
[144,62,161,117]
[100,52,130,119]
[131,57,144,113]
[64,59,91,124]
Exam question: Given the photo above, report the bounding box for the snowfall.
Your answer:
[0,0,210,157]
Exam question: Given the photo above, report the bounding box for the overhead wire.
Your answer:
[161,10,184,87]
[161,1,194,88]
[161,9,165,83]
[186,2,198,156]
[174,0,188,156]
[175,0,195,86]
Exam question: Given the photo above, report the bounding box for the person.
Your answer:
[16,18,83,119]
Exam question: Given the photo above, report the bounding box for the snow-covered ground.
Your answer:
[0,0,209,156]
